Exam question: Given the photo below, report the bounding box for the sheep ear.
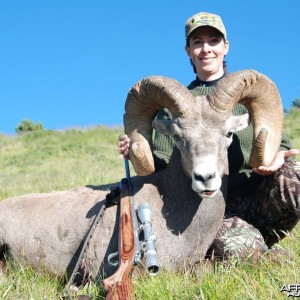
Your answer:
[230,113,249,132]
[152,119,176,135]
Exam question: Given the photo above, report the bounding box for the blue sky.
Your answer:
[1,1,299,135]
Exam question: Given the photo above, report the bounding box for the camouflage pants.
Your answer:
[207,160,300,259]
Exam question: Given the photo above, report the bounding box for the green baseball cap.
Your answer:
[185,12,227,40]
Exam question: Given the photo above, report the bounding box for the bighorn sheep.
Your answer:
[0,70,283,282]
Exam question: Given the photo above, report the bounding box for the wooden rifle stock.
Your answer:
[103,178,135,300]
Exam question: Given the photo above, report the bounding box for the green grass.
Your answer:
[0,261,63,299]
[0,126,124,200]
[0,109,300,299]
[284,107,300,160]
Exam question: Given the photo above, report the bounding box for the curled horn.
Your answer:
[124,76,195,176]
[208,70,283,167]
[124,70,283,175]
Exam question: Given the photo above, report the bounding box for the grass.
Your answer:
[284,107,300,160]
[0,262,62,299]
[0,126,124,200]
[0,108,300,299]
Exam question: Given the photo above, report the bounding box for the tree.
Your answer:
[292,98,300,108]
[15,119,44,134]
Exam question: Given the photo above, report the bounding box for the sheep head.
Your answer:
[153,101,250,198]
[123,70,283,180]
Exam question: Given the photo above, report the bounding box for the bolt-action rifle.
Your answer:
[103,160,159,299]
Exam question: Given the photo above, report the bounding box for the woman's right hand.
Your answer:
[118,134,130,159]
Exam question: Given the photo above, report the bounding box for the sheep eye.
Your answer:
[226,132,233,138]
[174,135,184,146]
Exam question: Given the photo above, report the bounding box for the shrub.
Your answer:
[292,98,300,108]
[15,119,44,134]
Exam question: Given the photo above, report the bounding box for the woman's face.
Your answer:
[185,26,229,81]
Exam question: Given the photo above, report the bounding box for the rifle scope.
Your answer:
[137,202,160,275]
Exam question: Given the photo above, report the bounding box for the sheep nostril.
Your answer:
[194,173,205,183]
[194,172,216,183]
[207,172,216,180]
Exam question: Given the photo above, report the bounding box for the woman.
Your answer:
[119,12,300,258]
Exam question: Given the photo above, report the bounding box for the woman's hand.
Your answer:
[118,134,130,159]
[253,149,299,176]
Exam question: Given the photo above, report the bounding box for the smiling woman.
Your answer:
[186,26,229,81]
[119,11,300,260]
[184,12,229,81]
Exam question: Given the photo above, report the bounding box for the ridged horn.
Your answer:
[124,76,195,176]
[208,70,283,167]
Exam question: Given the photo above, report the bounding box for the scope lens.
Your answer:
[148,265,159,275]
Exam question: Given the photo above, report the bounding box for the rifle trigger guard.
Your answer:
[108,252,119,267]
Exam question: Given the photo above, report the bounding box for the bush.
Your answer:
[15,119,44,134]
[292,98,300,108]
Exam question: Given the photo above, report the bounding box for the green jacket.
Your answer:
[153,78,292,192]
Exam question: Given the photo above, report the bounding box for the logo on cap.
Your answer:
[185,12,227,40]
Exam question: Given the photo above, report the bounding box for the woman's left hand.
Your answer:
[253,149,299,176]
